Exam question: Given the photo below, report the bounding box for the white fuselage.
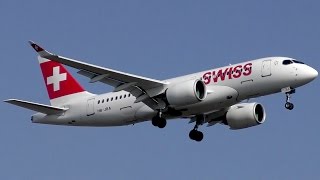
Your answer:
[32,57,317,126]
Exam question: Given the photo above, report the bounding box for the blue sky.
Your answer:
[1,0,319,179]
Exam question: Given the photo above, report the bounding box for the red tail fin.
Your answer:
[38,57,85,100]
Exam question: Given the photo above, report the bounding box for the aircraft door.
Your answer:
[87,98,95,116]
[261,60,272,77]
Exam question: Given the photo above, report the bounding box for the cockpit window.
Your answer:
[293,60,304,64]
[282,60,293,65]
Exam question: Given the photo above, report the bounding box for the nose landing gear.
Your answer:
[283,87,295,110]
[285,101,294,110]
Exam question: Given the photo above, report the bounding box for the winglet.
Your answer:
[28,40,52,57]
[28,40,45,52]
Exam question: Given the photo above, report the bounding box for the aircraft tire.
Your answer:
[194,131,203,142]
[152,117,159,127]
[157,118,167,128]
[189,129,203,141]
[285,102,294,110]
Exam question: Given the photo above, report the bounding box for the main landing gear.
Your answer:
[189,125,203,142]
[152,112,167,128]
[283,87,295,110]
[189,115,205,142]
[151,111,205,141]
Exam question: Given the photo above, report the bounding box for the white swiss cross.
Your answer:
[47,66,67,91]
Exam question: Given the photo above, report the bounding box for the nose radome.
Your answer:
[309,66,318,79]
[303,66,318,81]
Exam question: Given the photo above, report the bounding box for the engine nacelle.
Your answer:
[225,103,266,130]
[166,79,207,107]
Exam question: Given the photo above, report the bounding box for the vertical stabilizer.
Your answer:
[38,56,93,106]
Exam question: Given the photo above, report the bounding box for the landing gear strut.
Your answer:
[152,111,167,128]
[189,115,205,142]
[284,88,295,110]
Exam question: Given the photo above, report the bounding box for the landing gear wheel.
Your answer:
[189,129,197,140]
[285,102,294,110]
[157,118,167,128]
[152,117,159,127]
[194,131,203,142]
[151,116,167,128]
[189,129,204,142]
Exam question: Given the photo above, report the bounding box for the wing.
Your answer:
[4,99,68,115]
[29,41,168,109]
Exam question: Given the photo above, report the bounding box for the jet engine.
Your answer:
[223,103,266,129]
[166,79,206,107]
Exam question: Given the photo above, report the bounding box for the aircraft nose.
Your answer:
[301,66,318,82]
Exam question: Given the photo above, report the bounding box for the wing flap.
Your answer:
[4,99,68,115]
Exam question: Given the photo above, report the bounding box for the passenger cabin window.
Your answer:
[283,60,293,65]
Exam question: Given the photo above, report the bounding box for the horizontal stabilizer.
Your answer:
[4,99,68,115]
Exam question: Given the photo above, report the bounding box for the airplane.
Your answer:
[4,41,318,142]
